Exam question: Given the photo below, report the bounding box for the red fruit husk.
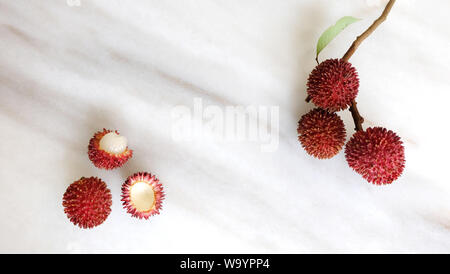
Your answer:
[345,127,405,185]
[298,108,346,159]
[62,177,112,229]
[307,58,359,112]
[121,172,165,220]
[88,129,133,170]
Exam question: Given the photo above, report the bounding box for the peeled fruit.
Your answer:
[88,129,133,170]
[121,172,165,220]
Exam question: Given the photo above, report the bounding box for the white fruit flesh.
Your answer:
[130,182,155,212]
[99,132,127,154]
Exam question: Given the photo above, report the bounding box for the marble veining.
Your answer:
[0,0,449,253]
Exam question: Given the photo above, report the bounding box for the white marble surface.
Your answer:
[1,0,450,253]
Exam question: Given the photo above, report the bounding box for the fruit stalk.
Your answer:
[306,0,396,131]
[342,0,396,62]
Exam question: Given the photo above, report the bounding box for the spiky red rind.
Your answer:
[345,127,405,185]
[297,108,346,159]
[307,58,359,112]
[121,172,165,220]
[62,177,112,229]
[88,129,133,170]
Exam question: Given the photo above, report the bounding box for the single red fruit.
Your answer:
[307,58,359,112]
[345,127,405,185]
[88,129,133,169]
[121,172,165,220]
[62,177,112,229]
[297,108,346,159]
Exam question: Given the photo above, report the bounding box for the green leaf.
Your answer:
[316,16,361,61]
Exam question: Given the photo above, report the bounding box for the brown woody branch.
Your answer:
[342,0,396,62]
[349,99,364,131]
[305,0,396,131]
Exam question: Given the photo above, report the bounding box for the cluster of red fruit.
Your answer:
[298,59,405,185]
[62,129,165,229]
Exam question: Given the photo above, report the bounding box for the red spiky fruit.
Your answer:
[345,127,405,185]
[121,172,165,220]
[88,129,133,169]
[297,108,346,159]
[62,177,112,229]
[307,58,359,112]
